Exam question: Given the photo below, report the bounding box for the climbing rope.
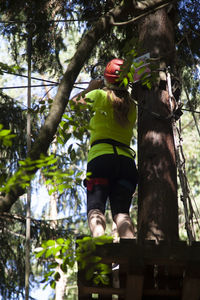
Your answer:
[175,122,196,244]
[166,68,200,244]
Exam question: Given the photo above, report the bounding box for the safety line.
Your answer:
[2,70,59,84]
[0,84,57,89]
[0,17,97,24]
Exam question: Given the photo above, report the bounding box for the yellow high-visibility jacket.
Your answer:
[85,89,137,163]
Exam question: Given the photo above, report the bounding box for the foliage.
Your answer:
[58,102,91,147]
[0,207,87,300]
[0,153,84,207]
[0,218,25,300]
[35,235,113,290]
[76,235,112,285]
[0,124,16,147]
[0,90,40,185]
[178,0,200,68]
[0,61,23,75]
[118,48,155,90]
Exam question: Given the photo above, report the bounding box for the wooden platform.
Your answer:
[78,240,200,300]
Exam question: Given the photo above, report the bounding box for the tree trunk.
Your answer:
[48,188,68,300]
[136,7,179,243]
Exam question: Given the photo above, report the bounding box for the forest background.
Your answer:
[0,0,200,299]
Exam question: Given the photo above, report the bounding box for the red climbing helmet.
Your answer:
[104,58,124,84]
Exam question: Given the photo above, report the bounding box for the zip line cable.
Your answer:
[0,84,57,89]
[0,17,97,24]
[2,70,59,84]
[0,69,89,90]
[0,84,86,89]
[0,19,81,24]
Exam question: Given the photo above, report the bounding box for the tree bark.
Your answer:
[136,6,179,243]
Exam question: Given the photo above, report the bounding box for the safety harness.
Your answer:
[85,139,136,192]
[91,138,136,159]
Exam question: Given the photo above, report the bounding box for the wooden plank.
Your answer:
[94,241,200,267]
[78,282,92,299]
[182,277,200,300]
[98,295,112,300]
[125,274,144,300]
[77,240,200,300]
[80,285,125,296]
[144,288,181,297]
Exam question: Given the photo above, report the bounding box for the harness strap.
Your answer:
[91,138,136,159]
[85,177,109,191]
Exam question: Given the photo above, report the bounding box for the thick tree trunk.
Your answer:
[136,7,179,243]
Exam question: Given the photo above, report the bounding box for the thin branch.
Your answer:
[0,212,71,222]
[111,0,177,26]
[2,228,25,238]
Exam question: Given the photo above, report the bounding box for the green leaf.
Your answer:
[56,238,64,245]
[93,235,113,245]
[123,77,129,87]
[50,280,56,289]
[54,272,61,281]
[48,262,59,269]
[0,129,10,136]
[127,72,134,82]
[57,136,64,145]
[99,274,110,285]
[93,275,99,285]
[45,240,56,247]
[52,246,62,256]
[64,239,71,247]
[86,266,95,281]
[60,263,68,273]
[70,149,76,161]
[45,247,56,258]
[35,249,46,258]
[45,271,54,278]
[68,144,73,153]
[87,256,102,264]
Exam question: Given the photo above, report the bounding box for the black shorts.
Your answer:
[86,154,138,218]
